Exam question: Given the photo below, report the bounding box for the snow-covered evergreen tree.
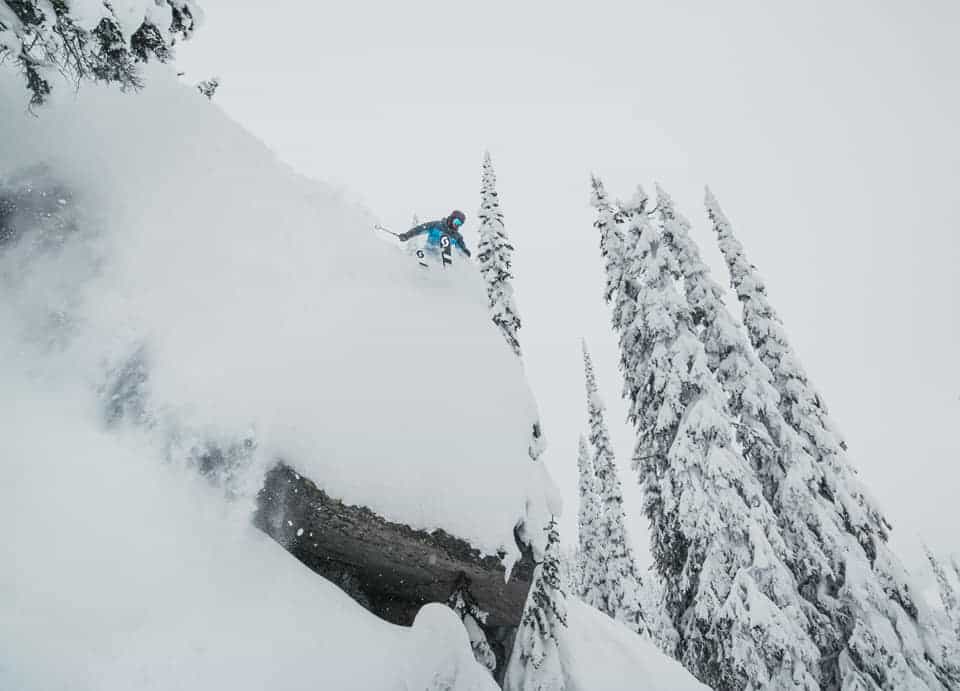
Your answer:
[477,152,521,356]
[591,176,643,406]
[196,76,219,99]
[926,545,960,642]
[707,188,960,689]
[581,340,645,634]
[588,175,625,313]
[595,189,821,689]
[447,579,497,674]
[575,434,604,609]
[506,517,567,691]
[474,154,545,465]
[652,185,844,671]
[612,186,657,409]
[706,188,887,546]
[0,0,201,106]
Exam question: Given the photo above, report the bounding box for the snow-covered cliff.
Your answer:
[0,67,703,690]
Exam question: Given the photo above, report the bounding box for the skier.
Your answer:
[397,210,472,259]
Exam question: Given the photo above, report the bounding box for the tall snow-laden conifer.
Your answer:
[477,152,521,356]
[654,185,845,677]
[474,154,544,462]
[706,188,886,546]
[576,434,604,609]
[506,518,567,691]
[581,340,645,634]
[594,186,821,690]
[707,189,960,689]
[0,0,201,106]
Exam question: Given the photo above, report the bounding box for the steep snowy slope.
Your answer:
[0,66,706,690]
[0,65,550,690]
[0,365,495,691]
[0,65,557,562]
[560,601,707,690]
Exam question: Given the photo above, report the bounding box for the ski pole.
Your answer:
[374,224,401,237]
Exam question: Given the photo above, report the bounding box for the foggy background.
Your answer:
[177,0,960,569]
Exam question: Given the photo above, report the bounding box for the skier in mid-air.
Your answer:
[397,210,472,259]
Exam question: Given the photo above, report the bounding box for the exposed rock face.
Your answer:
[253,462,536,684]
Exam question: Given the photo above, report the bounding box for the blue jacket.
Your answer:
[398,220,471,257]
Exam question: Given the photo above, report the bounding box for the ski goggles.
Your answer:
[451,217,463,228]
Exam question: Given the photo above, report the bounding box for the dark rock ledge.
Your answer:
[253,462,536,683]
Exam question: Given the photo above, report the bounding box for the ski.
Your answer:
[440,234,453,268]
[375,223,457,270]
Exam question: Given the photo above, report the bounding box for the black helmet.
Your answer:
[447,210,466,230]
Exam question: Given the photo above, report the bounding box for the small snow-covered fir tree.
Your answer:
[447,578,497,674]
[0,0,201,106]
[196,76,219,99]
[594,188,821,689]
[506,517,567,691]
[477,152,521,356]
[575,434,604,609]
[707,189,960,688]
[581,340,645,634]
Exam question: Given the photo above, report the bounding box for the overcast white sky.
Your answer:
[178,0,959,569]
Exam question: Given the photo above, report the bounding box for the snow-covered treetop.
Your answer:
[580,338,606,413]
[589,174,610,210]
[196,76,219,99]
[588,175,626,309]
[580,338,646,635]
[0,0,202,105]
[621,185,649,214]
[706,187,889,535]
[656,184,727,330]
